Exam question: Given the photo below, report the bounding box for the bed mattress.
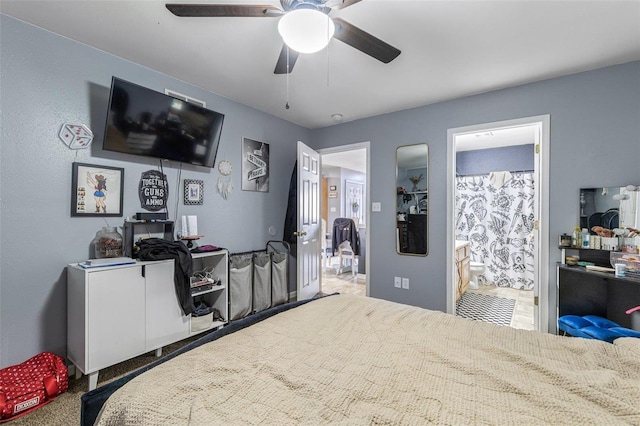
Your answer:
[93,294,640,425]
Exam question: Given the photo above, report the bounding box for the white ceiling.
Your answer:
[322,149,366,173]
[2,0,639,130]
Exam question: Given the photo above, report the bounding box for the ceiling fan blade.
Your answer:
[332,18,400,64]
[333,0,363,10]
[166,4,281,17]
[274,45,299,74]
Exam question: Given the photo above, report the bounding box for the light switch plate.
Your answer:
[402,278,409,289]
[394,276,402,288]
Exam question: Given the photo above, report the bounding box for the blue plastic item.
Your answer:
[558,315,640,343]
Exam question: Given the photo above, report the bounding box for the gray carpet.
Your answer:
[456,292,516,326]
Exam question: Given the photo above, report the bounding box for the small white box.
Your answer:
[601,237,618,251]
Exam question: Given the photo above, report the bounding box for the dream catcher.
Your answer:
[217,159,234,200]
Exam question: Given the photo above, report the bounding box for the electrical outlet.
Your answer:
[402,278,409,289]
[371,202,381,212]
[394,276,402,288]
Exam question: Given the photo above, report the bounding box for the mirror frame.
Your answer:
[396,143,429,256]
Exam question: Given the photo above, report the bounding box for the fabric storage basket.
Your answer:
[229,255,253,320]
[271,252,288,306]
[252,252,272,313]
[190,312,213,332]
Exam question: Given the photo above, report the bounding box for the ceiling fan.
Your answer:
[165,0,401,74]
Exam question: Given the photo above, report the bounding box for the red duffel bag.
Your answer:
[0,352,68,422]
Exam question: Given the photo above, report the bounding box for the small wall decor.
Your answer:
[329,185,337,191]
[139,170,168,211]
[59,123,93,149]
[328,192,338,198]
[71,162,124,217]
[345,180,364,224]
[218,160,233,176]
[183,179,204,205]
[217,159,234,200]
[242,137,269,192]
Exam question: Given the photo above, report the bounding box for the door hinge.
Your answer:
[535,144,540,154]
[534,220,539,230]
[534,296,539,306]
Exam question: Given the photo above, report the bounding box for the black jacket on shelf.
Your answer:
[332,218,360,256]
[136,238,194,316]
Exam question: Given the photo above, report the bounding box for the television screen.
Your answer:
[103,77,224,168]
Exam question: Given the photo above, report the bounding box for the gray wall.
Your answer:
[456,144,534,176]
[2,13,639,366]
[0,15,310,366]
[310,61,640,324]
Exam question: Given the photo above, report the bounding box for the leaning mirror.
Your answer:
[579,185,640,231]
[396,144,429,255]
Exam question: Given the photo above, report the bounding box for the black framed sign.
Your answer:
[71,162,124,217]
[184,179,204,205]
[242,137,269,192]
[139,170,168,211]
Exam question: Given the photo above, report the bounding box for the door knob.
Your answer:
[294,231,307,237]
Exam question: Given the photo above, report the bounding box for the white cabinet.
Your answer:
[455,241,470,301]
[145,260,190,350]
[67,250,228,391]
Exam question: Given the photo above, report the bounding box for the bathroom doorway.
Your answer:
[319,142,369,297]
[447,116,550,332]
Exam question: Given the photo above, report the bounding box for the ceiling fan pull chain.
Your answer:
[326,17,331,87]
[285,45,291,110]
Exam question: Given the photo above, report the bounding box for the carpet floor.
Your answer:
[456,292,516,326]
[7,336,201,426]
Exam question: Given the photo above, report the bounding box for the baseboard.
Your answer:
[289,290,297,300]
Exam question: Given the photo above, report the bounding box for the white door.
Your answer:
[297,141,321,300]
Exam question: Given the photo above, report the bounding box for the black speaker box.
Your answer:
[135,212,167,221]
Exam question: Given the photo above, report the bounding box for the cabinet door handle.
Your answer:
[141,265,145,278]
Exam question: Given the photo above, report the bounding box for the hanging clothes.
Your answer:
[332,218,360,256]
[283,162,297,246]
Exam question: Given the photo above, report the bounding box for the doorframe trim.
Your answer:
[318,141,370,296]
[446,115,550,332]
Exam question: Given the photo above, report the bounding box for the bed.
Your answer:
[82,294,640,425]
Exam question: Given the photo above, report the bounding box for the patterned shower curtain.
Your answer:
[455,172,535,290]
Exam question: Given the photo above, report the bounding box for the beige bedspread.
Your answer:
[96,294,640,425]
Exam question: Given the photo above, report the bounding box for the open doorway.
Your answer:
[447,116,550,332]
[319,142,370,297]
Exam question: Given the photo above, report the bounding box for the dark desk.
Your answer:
[558,264,640,330]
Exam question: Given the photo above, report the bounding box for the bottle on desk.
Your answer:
[572,226,581,248]
[582,228,590,248]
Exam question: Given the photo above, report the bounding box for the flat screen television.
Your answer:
[103,77,224,168]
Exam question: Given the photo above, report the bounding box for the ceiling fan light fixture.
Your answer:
[278,9,335,54]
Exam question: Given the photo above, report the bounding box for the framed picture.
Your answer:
[242,137,269,192]
[184,179,204,205]
[329,185,337,191]
[345,180,365,225]
[71,162,124,217]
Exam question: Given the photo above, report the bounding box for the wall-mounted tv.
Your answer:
[103,77,224,168]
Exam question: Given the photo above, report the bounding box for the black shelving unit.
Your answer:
[123,220,174,258]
